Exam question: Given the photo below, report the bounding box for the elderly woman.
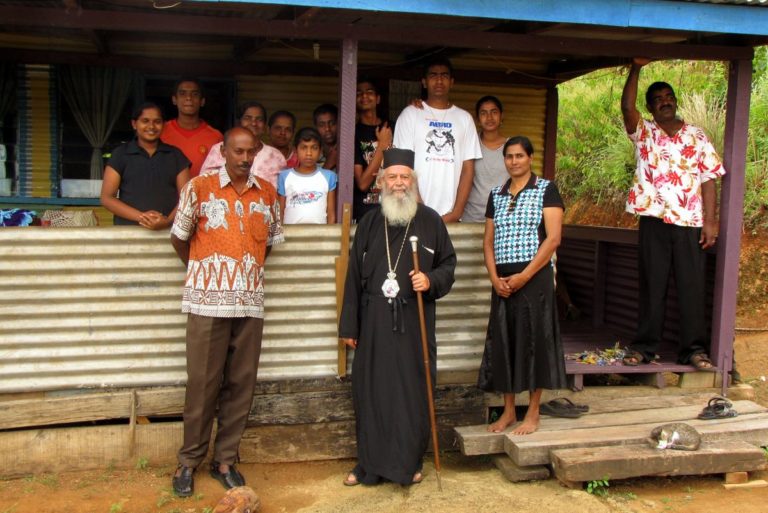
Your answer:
[478,135,567,435]
[100,102,190,229]
[200,101,286,188]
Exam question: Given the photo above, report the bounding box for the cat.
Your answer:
[649,422,701,451]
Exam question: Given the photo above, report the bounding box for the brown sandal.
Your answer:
[691,353,717,372]
[622,350,644,366]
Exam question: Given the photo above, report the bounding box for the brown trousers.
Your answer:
[178,314,264,467]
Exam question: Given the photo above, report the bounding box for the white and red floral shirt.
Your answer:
[625,118,725,227]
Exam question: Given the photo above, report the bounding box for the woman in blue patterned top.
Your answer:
[477,135,567,435]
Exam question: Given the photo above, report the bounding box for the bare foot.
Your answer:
[511,412,540,435]
[487,411,517,433]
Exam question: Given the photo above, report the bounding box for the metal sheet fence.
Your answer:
[0,224,489,393]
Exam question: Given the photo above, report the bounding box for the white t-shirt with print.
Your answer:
[393,104,482,216]
[277,167,337,224]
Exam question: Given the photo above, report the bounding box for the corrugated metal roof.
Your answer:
[0,224,489,393]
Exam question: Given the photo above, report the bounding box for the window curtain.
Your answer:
[60,65,136,180]
[0,62,15,142]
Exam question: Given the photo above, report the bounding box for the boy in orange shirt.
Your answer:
[161,78,223,177]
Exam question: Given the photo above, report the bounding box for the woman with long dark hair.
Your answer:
[478,135,567,435]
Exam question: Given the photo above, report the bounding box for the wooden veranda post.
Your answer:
[711,57,753,393]
[336,37,358,222]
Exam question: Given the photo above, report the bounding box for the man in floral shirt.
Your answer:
[170,127,284,497]
[620,57,725,371]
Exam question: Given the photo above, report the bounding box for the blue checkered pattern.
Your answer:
[492,178,550,264]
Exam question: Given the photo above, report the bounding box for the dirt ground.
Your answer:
[1,236,767,513]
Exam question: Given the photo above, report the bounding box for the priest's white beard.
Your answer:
[380,186,418,227]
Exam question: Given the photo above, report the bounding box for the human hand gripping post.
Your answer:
[409,235,443,491]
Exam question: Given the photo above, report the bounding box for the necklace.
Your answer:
[382,218,411,300]
[425,102,452,124]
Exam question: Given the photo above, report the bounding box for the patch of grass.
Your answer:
[38,473,59,488]
[1,503,18,513]
[618,491,637,500]
[136,456,149,471]
[202,507,214,513]
[194,492,205,500]
[157,493,174,508]
[108,502,123,513]
[586,476,610,497]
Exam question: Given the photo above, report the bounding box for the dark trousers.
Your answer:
[178,314,264,468]
[632,216,708,364]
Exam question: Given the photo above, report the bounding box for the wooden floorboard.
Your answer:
[551,440,767,483]
[509,412,768,466]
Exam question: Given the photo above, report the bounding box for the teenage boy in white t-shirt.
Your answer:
[393,56,481,222]
[277,127,337,224]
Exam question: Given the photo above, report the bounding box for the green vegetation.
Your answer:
[135,456,149,471]
[586,476,610,496]
[557,47,768,231]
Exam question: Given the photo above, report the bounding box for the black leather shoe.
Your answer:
[209,462,246,489]
[172,465,194,497]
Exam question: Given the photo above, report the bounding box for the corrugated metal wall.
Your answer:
[0,224,488,394]
[236,76,547,171]
[237,75,339,138]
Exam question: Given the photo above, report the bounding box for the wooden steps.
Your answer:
[551,441,767,485]
[454,393,768,485]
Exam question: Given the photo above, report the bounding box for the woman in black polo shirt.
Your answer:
[100,102,190,228]
[477,135,567,435]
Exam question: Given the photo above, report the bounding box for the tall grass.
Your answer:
[557,50,768,230]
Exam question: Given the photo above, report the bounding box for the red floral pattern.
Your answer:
[625,119,725,227]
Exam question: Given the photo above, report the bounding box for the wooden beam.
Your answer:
[542,85,558,180]
[336,38,357,221]
[87,29,109,56]
[0,6,755,61]
[712,58,753,394]
[551,441,767,483]
[549,57,628,80]
[0,49,339,78]
[232,37,266,61]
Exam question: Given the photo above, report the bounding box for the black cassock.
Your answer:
[339,204,456,485]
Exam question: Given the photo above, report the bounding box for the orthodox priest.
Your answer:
[339,148,457,486]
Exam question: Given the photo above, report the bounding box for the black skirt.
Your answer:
[477,264,567,393]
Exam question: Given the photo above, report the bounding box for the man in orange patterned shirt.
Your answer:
[170,127,284,497]
[620,57,725,372]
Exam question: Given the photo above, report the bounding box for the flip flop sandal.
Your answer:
[697,397,738,420]
[690,353,717,372]
[540,401,582,418]
[412,471,423,484]
[548,397,589,413]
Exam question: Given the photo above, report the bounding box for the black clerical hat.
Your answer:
[383,148,415,168]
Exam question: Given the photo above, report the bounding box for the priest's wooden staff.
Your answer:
[409,235,443,491]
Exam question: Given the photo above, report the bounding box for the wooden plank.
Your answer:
[508,412,768,466]
[0,391,133,430]
[493,455,550,482]
[0,423,182,479]
[723,479,768,490]
[240,410,481,464]
[725,471,749,484]
[248,383,483,425]
[454,397,763,456]
[551,441,767,483]
[0,387,186,430]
